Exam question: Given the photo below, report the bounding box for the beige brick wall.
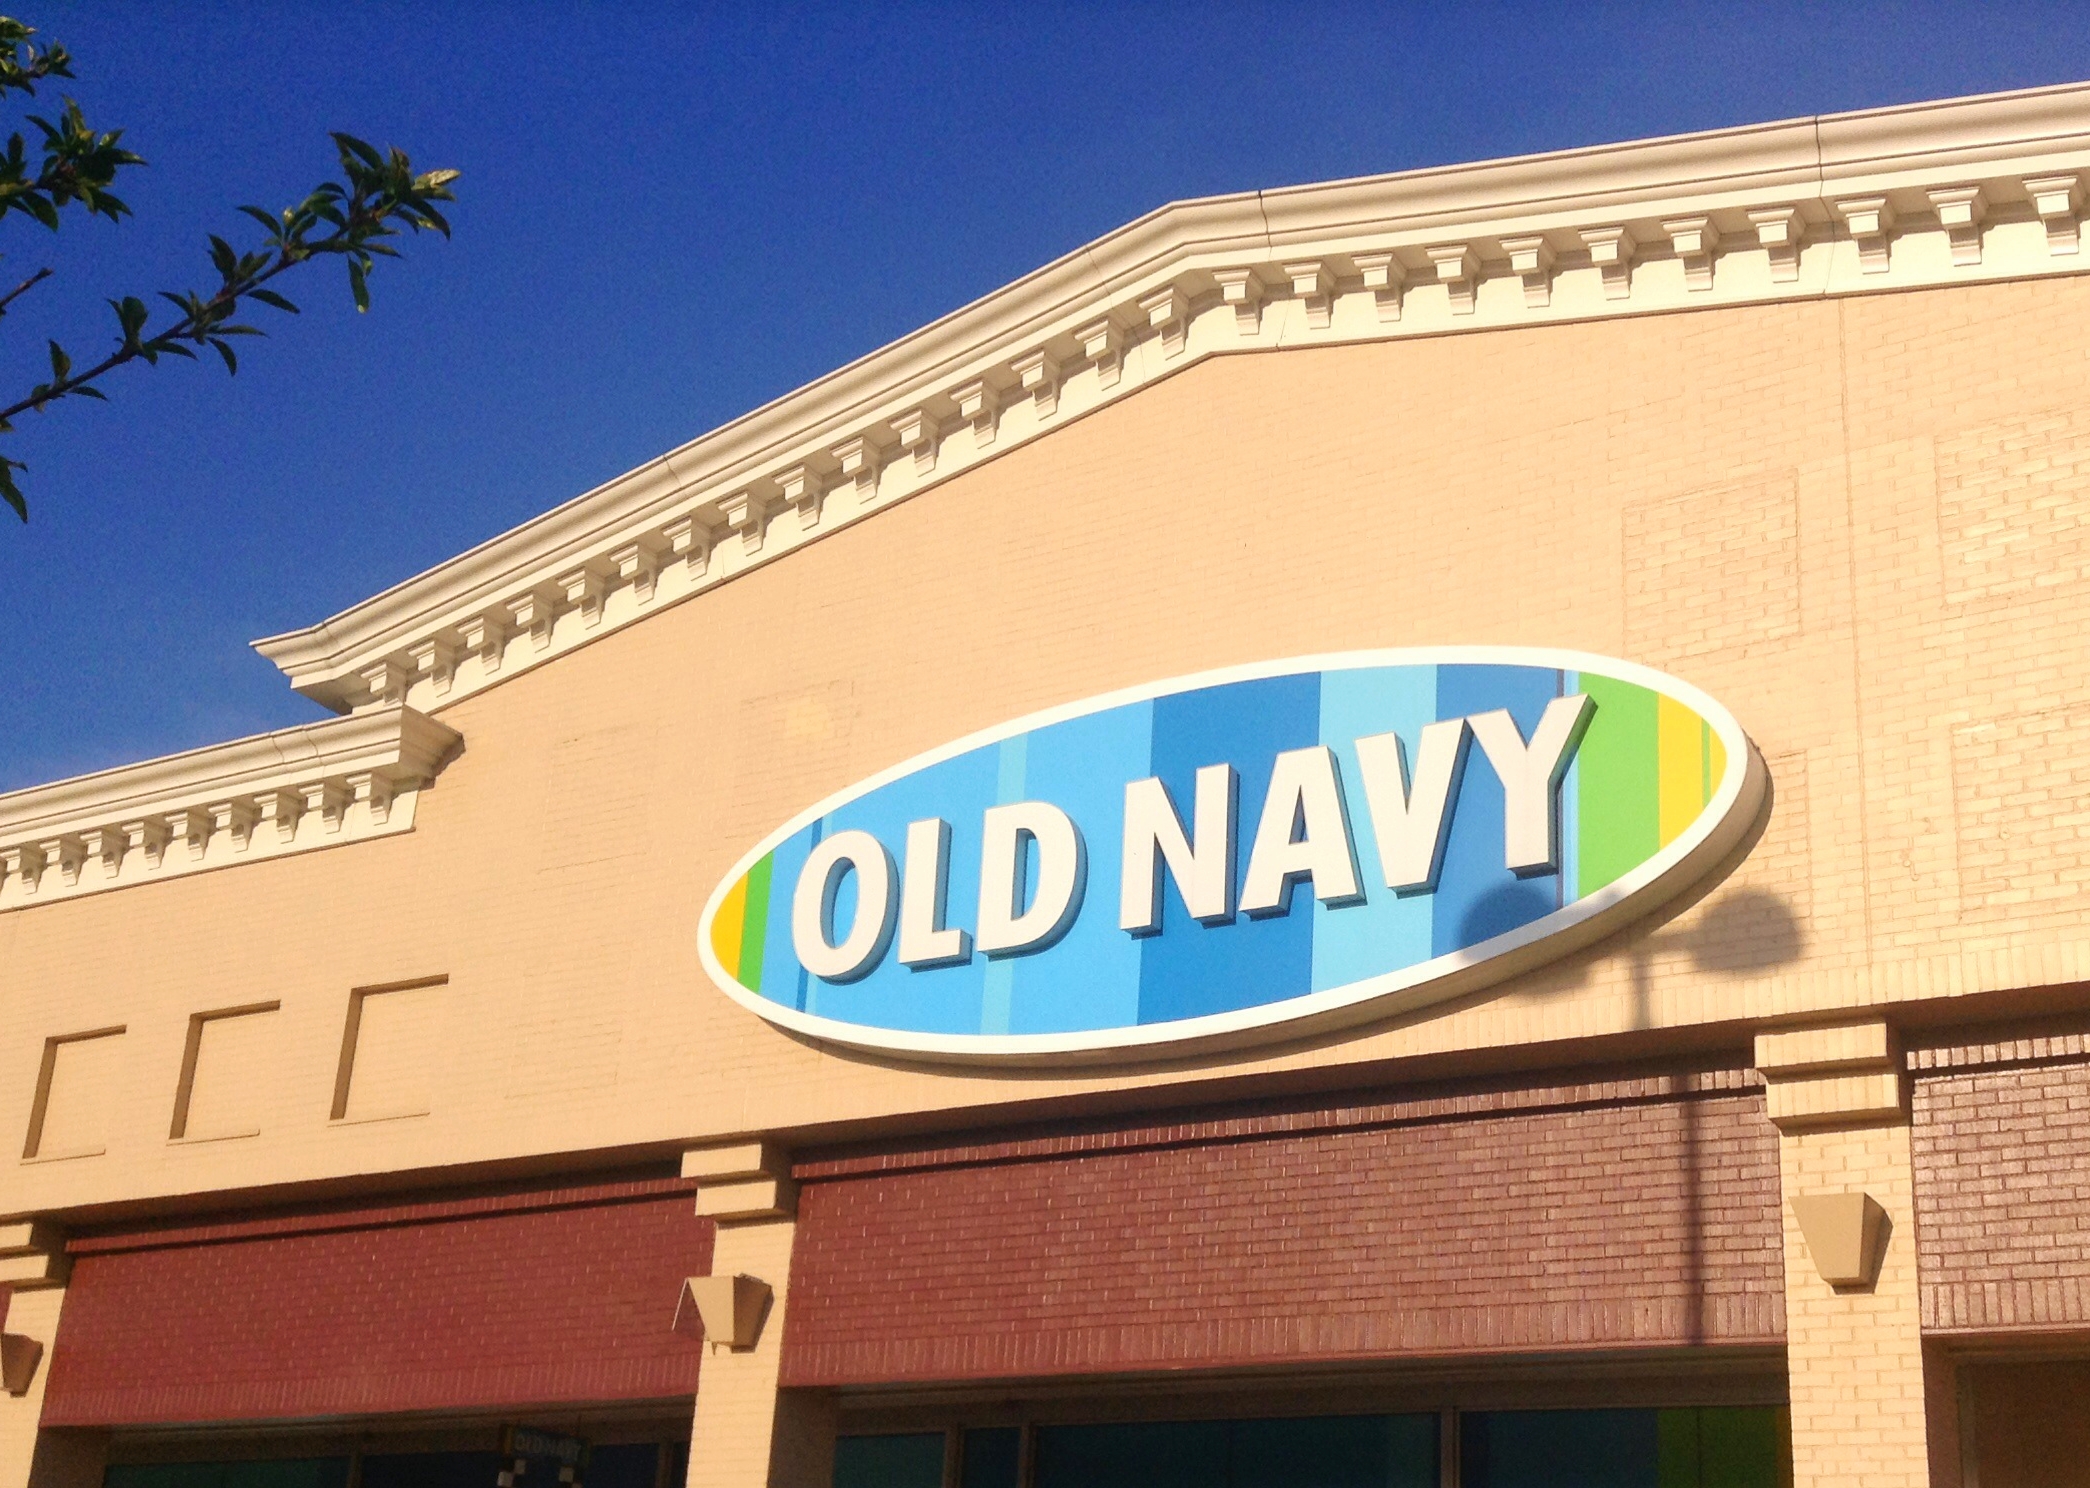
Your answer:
[0,1288,92,1488]
[4,273,2090,1225]
[686,1219,828,1488]
[1779,1120,1932,1488]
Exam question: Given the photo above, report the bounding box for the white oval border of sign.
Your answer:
[698,647,1768,1066]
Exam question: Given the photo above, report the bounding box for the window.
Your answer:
[105,1460,349,1488]
[838,1415,1440,1488]
[1459,1407,1790,1488]
[840,1409,1787,1487]
[832,1433,946,1488]
[1033,1416,1438,1488]
[959,1428,1020,1488]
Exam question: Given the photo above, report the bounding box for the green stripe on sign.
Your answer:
[1575,675,1659,896]
[740,852,772,990]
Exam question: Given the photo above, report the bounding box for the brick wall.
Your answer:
[39,1178,711,1426]
[780,1069,1786,1386]
[1912,1030,2090,1335]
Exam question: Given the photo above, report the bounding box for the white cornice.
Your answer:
[247,81,2090,716]
[0,708,460,911]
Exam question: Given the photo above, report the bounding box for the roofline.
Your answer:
[253,80,2090,710]
[0,707,461,911]
[8,78,2087,885]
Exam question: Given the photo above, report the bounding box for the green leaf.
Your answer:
[109,294,148,344]
[347,255,368,311]
[0,460,24,522]
[209,338,237,374]
[45,338,66,383]
[331,132,384,170]
[247,287,299,314]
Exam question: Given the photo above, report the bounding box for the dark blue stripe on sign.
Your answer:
[1137,673,1320,1025]
[1430,665,1564,958]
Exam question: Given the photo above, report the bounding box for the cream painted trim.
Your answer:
[244,81,2090,718]
[0,706,460,912]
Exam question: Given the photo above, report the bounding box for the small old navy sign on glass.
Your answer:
[699,649,1766,1063]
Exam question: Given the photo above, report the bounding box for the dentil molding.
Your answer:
[0,707,460,911]
[218,84,2090,717]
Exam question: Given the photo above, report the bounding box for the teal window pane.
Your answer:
[106,1468,227,1488]
[1461,1409,1661,1488]
[959,1428,1020,1488]
[833,1433,945,1488]
[586,1446,661,1488]
[359,1453,505,1488]
[1033,1421,1228,1488]
[1231,1415,1439,1488]
[108,1463,350,1488]
[1035,1415,1436,1488]
[223,1463,350,1488]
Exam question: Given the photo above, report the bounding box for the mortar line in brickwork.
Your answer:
[67,1175,699,1256]
[792,1066,1768,1181]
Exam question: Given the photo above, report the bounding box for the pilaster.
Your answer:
[1756,1018,1938,1488]
[682,1146,831,1488]
[0,1225,101,1488]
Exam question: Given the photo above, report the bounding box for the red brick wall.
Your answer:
[781,1068,1786,1386]
[1912,1032,2090,1335]
[41,1178,711,1426]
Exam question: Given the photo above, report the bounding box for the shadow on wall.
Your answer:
[1623,887,1806,1031]
[1435,765,1807,1036]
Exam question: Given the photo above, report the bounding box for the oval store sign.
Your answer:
[699,650,1764,1064]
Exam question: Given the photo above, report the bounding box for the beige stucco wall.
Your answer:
[6,271,2090,1220]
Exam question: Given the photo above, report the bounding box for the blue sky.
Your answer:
[1,1,2087,792]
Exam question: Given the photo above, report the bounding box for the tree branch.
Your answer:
[0,129,458,519]
[0,262,48,317]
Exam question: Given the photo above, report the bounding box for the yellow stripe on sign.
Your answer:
[1656,695,1706,847]
[1708,729,1729,801]
[712,873,748,977]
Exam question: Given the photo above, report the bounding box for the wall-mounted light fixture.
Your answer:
[2,1332,43,1396]
[676,1273,772,1352]
[1791,1192,1890,1289]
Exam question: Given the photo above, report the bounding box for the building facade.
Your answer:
[7,82,2090,1488]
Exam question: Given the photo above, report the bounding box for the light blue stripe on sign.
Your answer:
[806,742,999,1030]
[1312,664,1437,993]
[1006,700,1152,1035]
[978,733,1030,1034]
